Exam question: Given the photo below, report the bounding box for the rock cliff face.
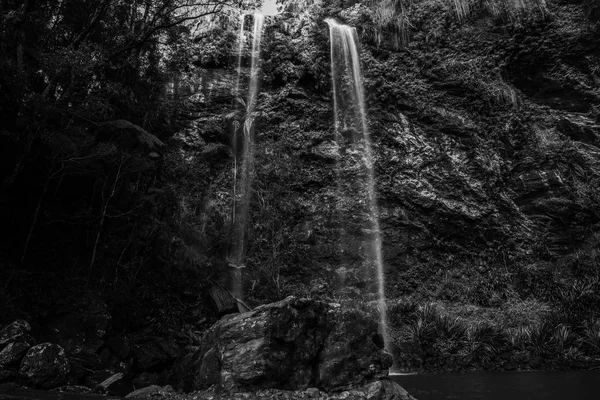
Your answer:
[176,1,599,309]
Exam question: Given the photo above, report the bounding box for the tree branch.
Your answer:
[110,0,230,59]
[71,0,112,49]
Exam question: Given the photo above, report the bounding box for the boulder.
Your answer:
[557,116,600,146]
[0,321,31,347]
[362,380,416,400]
[170,297,392,393]
[0,340,33,366]
[19,343,70,389]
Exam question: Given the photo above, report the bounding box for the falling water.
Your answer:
[233,13,246,99]
[326,19,390,351]
[230,13,264,305]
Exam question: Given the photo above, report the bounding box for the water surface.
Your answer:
[392,370,597,400]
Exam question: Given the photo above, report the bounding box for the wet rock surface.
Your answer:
[0,342,33,367]
[19,344,70,389]
[0,381,415,400]
[170,296,392,393]
[0,315,184,397]
[0,322,32,348]
[191,380,416,400]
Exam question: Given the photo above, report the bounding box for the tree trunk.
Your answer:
[86,158,123,290]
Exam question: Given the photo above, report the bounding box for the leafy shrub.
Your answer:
[556,276,600,322]
[515,262,562,302]
[583,319,600,354]
[466,322,502,363]
[550,324,579,352]
[507,325,532,350]
[467,270,513,307]
[528,322,553,356]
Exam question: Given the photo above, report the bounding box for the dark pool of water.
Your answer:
[391,370,598,400]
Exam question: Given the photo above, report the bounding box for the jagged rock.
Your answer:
[318,308,390,391]
[0,321,31,347]
[517,170,565,195]
[308,141,341,164]
[361,380,416,400]
[0,340,33,366]
[170,297,392,393]
[557,116,600,146]
[19,343,70,389]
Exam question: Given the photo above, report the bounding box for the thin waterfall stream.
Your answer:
[326,18,390,351]
[230,13,265,307]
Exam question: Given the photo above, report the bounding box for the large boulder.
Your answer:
[0,321,34,368]
[19,343,70,389]
[0,340,33,366]
[170,297,393,393]
[0,321,31,347]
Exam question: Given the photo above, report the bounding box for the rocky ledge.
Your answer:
[169,296,414,399]
[0,297,415,400]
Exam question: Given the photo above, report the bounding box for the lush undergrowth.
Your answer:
[388,299,600,372]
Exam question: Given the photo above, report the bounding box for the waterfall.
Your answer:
[230,13,264,306]
[326,18,390,351]
[233,13,246,100]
